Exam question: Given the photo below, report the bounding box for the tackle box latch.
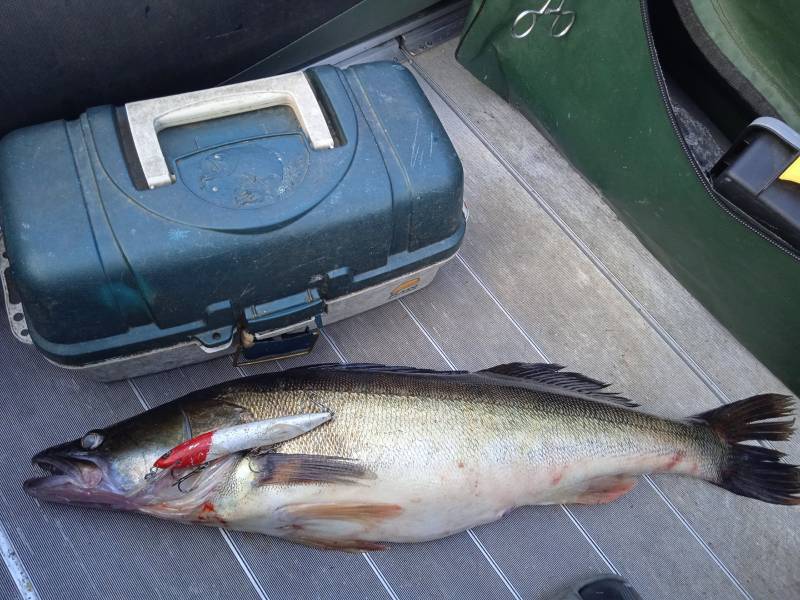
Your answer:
[234,288,325,366]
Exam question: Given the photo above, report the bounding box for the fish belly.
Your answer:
[220,461,578,544]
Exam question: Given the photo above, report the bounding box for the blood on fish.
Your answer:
[664,450,685,472]
[550,468,565,486]
[194,501,227,525]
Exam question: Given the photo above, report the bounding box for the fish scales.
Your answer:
[24,363,799,550]
[219,370,715,471]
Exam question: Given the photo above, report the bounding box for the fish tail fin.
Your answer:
[694,394,800,505]
[695,393,795,444]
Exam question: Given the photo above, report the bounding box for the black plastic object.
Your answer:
[238,329,320,365]
[553,575,642,600]
[712,117,800,252]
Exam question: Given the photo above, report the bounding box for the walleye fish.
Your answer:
[24,363,799,550]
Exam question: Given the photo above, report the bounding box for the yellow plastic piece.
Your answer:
[779,156,800,184]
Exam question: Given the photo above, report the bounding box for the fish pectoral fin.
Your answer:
[559,475,639,505]
[252,453,375,486]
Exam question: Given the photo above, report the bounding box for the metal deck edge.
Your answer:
[0,520,39,600]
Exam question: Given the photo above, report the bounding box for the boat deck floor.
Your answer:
[2,38,798,600]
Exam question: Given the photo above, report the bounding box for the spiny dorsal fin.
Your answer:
[479,363,638,407]
[297,363,468,376]
[294,362,637,406]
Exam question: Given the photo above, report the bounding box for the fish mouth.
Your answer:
[24,451,134,511]
[24,448,241,519]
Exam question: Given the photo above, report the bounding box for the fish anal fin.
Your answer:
[560,475,639,505]
[280,502,403,525]
[253,453,375,486]
[479,363,638,407]
[285,535,387,552]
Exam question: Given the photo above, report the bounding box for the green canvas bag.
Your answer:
[456,0,800,393]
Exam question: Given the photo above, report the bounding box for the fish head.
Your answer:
[23,401,242,518]
[24,430,138,511]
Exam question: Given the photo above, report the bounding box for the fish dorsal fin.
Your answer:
[479,363,638,407]
[298,363,468,376]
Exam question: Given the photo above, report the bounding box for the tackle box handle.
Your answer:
[122,71,335,189]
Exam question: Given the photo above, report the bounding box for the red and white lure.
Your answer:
[154,412,332,470]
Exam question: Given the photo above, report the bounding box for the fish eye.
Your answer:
[80,432,104,450]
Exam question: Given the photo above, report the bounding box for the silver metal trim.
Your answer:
[511,0,575,39]
[198,336,236,354]
[308,0,469,68]
[0,520,40,600]
[45,339,238,381]
[124,71,334,189]
[399,3,470,57]
[0,235,32,345]
[332,39,405,70]
[323,259,448,325]
[253,316,317,340]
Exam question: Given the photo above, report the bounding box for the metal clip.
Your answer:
[511,0,576,39]
[0,234,32,345]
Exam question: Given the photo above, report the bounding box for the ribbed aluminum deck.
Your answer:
[1,38,797,600]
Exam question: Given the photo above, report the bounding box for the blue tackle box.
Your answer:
[0,61,465,379]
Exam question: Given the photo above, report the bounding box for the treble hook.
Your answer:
[247,449,273,474]
[309,396,334,418]
[173,463,209,493]
[142,461,205,493]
